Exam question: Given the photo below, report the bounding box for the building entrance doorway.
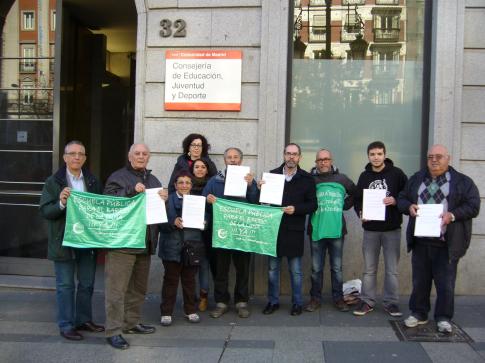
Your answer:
[0,0,137,275]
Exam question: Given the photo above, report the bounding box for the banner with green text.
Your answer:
[212,198,283,257]
[62,191,146,249]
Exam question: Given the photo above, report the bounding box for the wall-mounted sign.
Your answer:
[164,50,242,111]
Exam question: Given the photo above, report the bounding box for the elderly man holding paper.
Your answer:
[103,143,168,349]
[398,144,480,334]
[39,140,104,341]
[203,147,259,319]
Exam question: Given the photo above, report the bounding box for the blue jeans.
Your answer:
[268,256,302,306]
[198,255,210,292]
[309,237,344,302]
[54,249,97,332]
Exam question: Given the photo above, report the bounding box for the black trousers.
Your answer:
[409,241,458,321]
[213,248,250,304]
[160,260,198,316]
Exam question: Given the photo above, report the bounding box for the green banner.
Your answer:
[311,182,346,240]
[212,198,283,257]
[62,191,147,249]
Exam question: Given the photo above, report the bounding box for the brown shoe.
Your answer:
[198,290,208,312]
[334,299,349,312]
[60,329,83,341]
[304,299,321,312]
[76,321,105,332]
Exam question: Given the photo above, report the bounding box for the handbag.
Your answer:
[182,239,205,266]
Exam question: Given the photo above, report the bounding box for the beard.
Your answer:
[285,160,297,169]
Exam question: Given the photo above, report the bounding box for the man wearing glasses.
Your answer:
[398,144,480,334]
[40,140,104,341]
[304,149,357,313]
[203,147,259,319]
[262,143,317,316]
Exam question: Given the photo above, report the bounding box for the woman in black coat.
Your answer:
[189,159,215,312]
[168,134,217,193]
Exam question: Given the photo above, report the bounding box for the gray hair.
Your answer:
[224,147,243,160]
[128,143,150,155]
[315,148,332,157]
[64,140,85,154]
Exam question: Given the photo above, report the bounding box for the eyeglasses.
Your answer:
[190,143,203,148]
[284,152,300,157]
[427,154,446,161]
[65,152,86,158]
[316,158,332,162]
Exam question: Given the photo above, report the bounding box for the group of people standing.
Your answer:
[40,135,480,350]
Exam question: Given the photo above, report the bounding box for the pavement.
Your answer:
[1,274,485,363]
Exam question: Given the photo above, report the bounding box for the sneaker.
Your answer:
[160,316,172,326]
[384,304,403,317]
[304,299,321,312]
[210,303,228,318]
[404,315,428,328]
[353,301,374,316]
[235,302,250,318]
[185,313,200,323]
[437,320,452,334]
[334,299,350,312]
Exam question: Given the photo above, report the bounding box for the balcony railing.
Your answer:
[309,31,326,42]
[373,28,400,42]
[375,0,399,5]
[19,62,36,73]
[342,0,365,4]
[373,63,400,77]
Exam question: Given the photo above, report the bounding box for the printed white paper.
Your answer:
[182,195,206,230]
[414,204,444,237]
[259,172,285,205]
[145,188,168,225]
[223,165,250,197]
[362,189,386,221]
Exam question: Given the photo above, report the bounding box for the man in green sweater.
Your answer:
[304,149,357,313]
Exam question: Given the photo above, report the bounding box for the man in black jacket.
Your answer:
[398,144,480,334]
[40,140,104,341]
[103,143,168,349]
[353,141,407,317]
[262,143,317,316]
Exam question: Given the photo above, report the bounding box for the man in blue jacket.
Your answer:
[398,144,480,334]
[203,147,259,319]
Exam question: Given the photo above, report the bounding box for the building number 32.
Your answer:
[160,19,187,38]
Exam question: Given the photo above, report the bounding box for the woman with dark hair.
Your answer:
[168,134,217,193]
[189,159,215,312]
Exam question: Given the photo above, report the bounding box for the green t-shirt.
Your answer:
[311,182,346,240]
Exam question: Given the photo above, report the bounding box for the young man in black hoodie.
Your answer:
[353,141,407,317]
